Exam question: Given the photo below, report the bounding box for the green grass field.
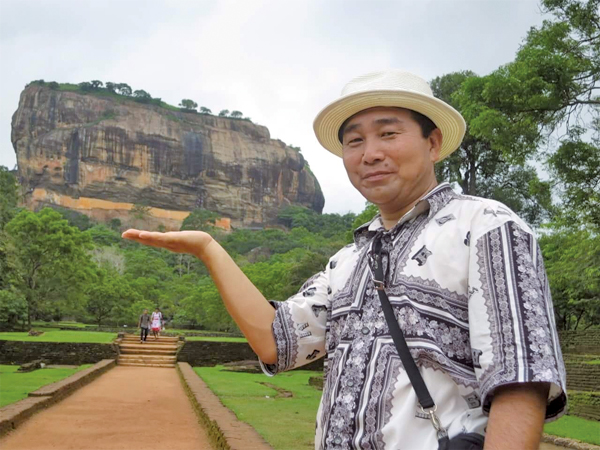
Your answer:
[0,364,92,407]
[0,330,116,343]
[194,366,600,448]
[31,321,91,329]
[195,366,320,450]
[185,336,247,343]
[544,415,600,446]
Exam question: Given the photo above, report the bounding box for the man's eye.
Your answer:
[347,138,362,145]
[382,132,397,137]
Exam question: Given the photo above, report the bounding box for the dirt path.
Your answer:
[0,366,211,450]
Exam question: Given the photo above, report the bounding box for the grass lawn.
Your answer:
[0,364,92,407]
[0,330,116,343]
[544,415,600,445]
[185,336,247,343]
[31,321,91,329]
[195,366,320,450]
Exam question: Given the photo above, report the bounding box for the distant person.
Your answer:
[150,307,162,340]
[138,308,150,343]
[123,70,566,449]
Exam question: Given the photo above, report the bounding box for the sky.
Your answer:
[0,0,546,214]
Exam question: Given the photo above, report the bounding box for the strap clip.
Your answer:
[419,405,448,439]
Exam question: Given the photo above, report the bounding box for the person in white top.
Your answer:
[122,70,565,450]
[150,307,162,340]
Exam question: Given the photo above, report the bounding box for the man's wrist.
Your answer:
[192,236,217,262]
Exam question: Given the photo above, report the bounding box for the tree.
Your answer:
[540,223,600,330]
[180,209,220,232]
[454,0,599,226]
[2,208,94,326]
[105,82,117,93]
[78,81,93,92]
[199,107,212,114]
[90,80,103,89]
[0,166,19,230]
[0,289,27,330]
[116,83,132,96]
[133,90,152,103]
[431,72,554,226]
[230,110,243,118]
[87,271,138,326]
[179,99,198,111]
[218,109,229,117]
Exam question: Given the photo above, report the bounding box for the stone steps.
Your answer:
[118,355,176,364]
[121,338,179,344]
[118,335,179,367]
[118,362,176,368]
[120,343,177,350]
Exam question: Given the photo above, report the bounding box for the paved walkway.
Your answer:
[0,366,211,450]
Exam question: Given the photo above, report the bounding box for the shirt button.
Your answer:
[334,437,342,445]
[361,327,370,335]
[347,381,354,387]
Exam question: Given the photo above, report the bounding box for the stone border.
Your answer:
[0,359,116,437]
[542,434,600,450]
[177,362,272,450]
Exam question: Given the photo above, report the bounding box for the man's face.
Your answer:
[341,107,441,212]
[143,309,148,314]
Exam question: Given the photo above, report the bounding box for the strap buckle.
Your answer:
[419,405,448,439]
[372,279,386,291]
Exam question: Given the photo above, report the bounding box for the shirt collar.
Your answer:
[353,183,457,247]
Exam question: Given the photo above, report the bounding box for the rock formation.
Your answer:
[11,84,324,230]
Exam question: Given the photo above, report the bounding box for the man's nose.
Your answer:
[362,138,385,164]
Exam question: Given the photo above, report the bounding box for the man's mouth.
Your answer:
[363,171,392,181]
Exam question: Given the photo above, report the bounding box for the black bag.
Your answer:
[369,233,484,450]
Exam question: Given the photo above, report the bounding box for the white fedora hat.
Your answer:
[313,70,466,161]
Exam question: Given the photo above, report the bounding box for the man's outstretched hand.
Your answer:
[121,229,214,259]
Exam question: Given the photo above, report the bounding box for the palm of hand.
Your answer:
[121,229,213,257]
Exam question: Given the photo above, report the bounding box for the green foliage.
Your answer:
[540,223,600,330]
[199,107,212,114]
[116,83,132,96]
[50,206,94,230]
[0,166,19,230]
[432,72,555,226]
[87,269,141,326]
[230,110,243,118]
[0,289,26,328]
[2,208,95,326]
[452,0,599,226]
[179,99,198,111]
[133,89,152,103]
[218,109,230,117]
[180,209,220,232]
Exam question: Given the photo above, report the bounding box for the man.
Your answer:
[123,70,566,449]
[138,308,150,343]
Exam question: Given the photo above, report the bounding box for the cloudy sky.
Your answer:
[0,0,545,214]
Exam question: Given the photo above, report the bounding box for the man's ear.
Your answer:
[429,128,443,163]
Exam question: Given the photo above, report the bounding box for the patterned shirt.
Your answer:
[260,183,567,450]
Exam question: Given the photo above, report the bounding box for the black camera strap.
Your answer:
[369,234,449,448]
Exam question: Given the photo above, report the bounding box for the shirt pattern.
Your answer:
[260,183,566,450]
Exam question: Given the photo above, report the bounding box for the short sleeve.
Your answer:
[468,220,567,421]
[259,269,330,376]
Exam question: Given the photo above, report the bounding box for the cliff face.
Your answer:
[11,85,324,229]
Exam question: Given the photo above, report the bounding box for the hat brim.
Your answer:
[313,90,466,162]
